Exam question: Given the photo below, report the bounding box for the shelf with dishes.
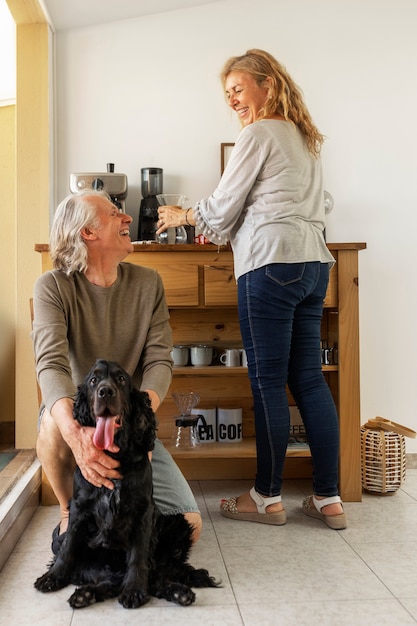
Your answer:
[171,364,338,375]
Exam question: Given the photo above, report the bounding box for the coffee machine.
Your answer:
[69,163,128,212]
[137,167,163,241]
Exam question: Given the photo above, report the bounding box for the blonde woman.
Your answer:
[157,49,346,529]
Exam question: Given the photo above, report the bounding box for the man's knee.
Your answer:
[36,408,72,462]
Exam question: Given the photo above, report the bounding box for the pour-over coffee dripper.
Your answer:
[172,392,206,448]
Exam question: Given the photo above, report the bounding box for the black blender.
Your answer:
[137,167,163,241]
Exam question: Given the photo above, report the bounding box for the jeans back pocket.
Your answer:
[265,263,306,286]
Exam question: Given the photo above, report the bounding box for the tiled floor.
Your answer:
[1,473,417,625]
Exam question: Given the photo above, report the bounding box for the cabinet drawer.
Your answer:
[203,264,237,306]
[157,264,199,306]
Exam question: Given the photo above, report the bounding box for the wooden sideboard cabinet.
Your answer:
[36,242,366,502]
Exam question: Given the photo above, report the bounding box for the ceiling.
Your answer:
[40,0,223,31]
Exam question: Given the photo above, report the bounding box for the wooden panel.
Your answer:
[336,249,362,501]
[161,440,312,480]
[156,263,199,306]
[169,308,242,345]
[324,261,338,308]
[163,451,312,480]
[170,456,257,480]
[203,264,237,306]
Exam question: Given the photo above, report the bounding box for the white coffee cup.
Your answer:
[217,407,243,442]
[219,348,240,367]
[171,345,189,366]
[240,349,248,367]
[191,407,217,443]
[190,345,213,366]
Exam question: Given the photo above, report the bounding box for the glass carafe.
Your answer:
[156,194,188,244]
[172,391,202,448]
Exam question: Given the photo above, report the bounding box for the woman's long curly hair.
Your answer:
[50,190,108,275]
[220,49,324,156]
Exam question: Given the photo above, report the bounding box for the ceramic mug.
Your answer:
[191,407,217,443]
[219,348,240,367]
[240,349,248,367]
[190,345,213,366]
[217,407,243,442]
[171,345,189,366]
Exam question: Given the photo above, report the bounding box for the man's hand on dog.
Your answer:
[69,423,121,489]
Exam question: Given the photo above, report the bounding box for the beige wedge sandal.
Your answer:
[302,495,347,530]
[220,486,287,525]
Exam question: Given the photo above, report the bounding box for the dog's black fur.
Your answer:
[34,359,219,609]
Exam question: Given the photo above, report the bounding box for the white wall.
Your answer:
[54,0,417,451]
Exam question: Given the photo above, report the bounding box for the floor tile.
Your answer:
[239,600,417,626]
[220,540,391,604]
[70,603,244,625]
[352,541,417,598]
[401,598,417,621]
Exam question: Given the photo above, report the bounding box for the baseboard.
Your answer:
[406,453,417,469]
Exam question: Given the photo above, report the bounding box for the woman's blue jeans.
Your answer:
[238,262,340,498]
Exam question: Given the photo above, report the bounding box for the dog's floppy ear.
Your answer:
[73,382,95,427]
[131,388,157,452]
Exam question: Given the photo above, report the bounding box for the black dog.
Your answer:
[34,359,219,609]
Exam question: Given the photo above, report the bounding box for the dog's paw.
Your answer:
[188,567,222,588]
[118,587,150,609]
[166,582,196,606]
[34,572,67,593]
[68,585,98,609]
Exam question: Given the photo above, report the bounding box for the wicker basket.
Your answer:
[361,427,405,494]
[361,417,416,495]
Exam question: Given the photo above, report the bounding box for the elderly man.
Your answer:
[32,191,201,549]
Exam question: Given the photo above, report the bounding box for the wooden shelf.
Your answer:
[173,365,246,375]
[162,439,310,459]
[161,439,312,481]
[172,365,338,375]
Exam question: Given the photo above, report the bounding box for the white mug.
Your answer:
[190,345,213,366]
[171,345,189,366]
[220,348,240,367]
[217,407,243,442]
[191,407,217,443]
[240,349,248,367]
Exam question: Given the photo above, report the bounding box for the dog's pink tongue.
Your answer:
[93,416,118,450]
